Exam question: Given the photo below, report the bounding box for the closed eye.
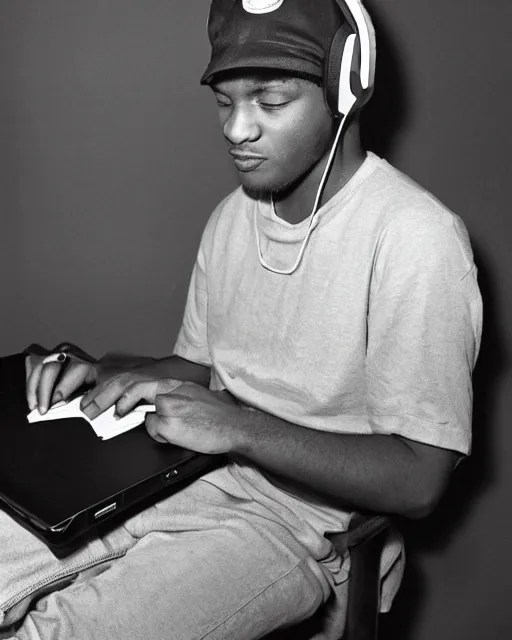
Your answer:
[259,101,290,110]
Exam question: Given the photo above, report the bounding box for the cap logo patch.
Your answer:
[242,0,284,14]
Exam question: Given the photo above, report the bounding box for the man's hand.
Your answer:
[25,345,176,418]
[144,382,242,455]
[26,346,99,414]
[80,369,183,420]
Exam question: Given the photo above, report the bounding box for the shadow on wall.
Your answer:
[360,3,409,160]
[380,246,508,640]
[358,3,509,639]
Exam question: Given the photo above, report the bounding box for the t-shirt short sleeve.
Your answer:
[173,208,221,367]
[366,199,482,456]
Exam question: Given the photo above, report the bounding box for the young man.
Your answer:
[1,1,482,638]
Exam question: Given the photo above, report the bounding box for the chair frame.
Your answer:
[330,514,391,640]
[265,514,392,640]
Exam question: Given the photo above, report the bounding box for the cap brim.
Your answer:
[200,42,323,85]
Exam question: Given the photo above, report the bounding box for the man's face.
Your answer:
[211,71,336,195]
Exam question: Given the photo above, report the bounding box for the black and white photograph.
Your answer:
[0,1,509,639]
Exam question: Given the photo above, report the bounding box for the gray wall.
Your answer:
[0,1,510,638]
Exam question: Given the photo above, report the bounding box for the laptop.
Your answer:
[0,353,222,557]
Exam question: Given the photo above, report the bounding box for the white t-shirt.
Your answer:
[173,152,482,610]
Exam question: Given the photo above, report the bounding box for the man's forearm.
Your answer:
[98,353,211,388]
[152,355,211,387]
[230,407,456,519]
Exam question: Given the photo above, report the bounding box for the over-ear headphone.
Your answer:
[324,0,376,117]
[244,1,378,275]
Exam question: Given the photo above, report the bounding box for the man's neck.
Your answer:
[273,120,365,225]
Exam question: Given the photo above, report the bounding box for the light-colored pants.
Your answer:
[0,465,348,640]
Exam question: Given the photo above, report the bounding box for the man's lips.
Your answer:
[229,151,266,172]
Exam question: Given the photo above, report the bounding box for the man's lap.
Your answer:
[0,477,340,640]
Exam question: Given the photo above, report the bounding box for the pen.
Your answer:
[42,352,68,365]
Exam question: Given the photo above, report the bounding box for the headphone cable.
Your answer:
[254,112,348,275]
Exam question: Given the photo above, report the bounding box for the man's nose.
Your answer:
[223,105,259,145]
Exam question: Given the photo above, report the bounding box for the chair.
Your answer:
[266,514,392,640]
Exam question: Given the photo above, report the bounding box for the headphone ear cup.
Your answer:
[324,22,353,116]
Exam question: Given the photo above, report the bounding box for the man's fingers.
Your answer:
[81,373,139,419]
[145,411,171,444]
[26,357,44,411]
[115,379,183,417]
[25,352,98,414]
[25,355,33,383]
[36,361,65,414]
[81,377,122,419]
[115,381,159,416]
[51,362,96,405]
[152,385,192,418]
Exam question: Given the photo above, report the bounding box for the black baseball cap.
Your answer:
[200,0,344,85]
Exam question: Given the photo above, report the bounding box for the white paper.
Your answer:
[27,396,155,440]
